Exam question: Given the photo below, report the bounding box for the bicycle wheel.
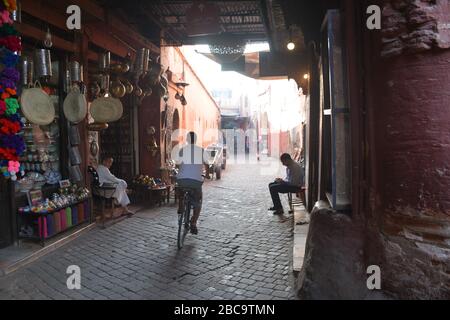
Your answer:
[177,194,191,249]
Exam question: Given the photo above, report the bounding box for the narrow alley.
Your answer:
[0,158,297,300]
[0,0,449,304]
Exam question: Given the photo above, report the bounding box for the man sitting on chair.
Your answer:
[268,153,303,215]
[96,156,133,216]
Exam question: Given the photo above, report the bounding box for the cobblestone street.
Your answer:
[0,158,297,300]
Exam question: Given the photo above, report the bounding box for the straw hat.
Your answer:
[63,86,87,124]
[89,96,123,123]
[20,85,55,126]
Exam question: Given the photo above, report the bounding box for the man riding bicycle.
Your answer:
[175,131,208,235]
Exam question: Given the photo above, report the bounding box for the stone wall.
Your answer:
[381,0,450,57]
[366,0,450,299]
[298,1,450,299]
[297,203,389,300]
[368,47,450,299]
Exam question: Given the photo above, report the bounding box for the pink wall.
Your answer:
[161,47,221,149]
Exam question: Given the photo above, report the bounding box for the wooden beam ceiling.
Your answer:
[20,0,160,61]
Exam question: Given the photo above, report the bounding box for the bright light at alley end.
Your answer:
[287,41,295,50]
[303,74,309,80]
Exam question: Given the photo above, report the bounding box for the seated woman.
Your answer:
[96,156,134,216]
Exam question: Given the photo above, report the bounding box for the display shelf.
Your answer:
[17,197,92,247]
[17,199,90,216]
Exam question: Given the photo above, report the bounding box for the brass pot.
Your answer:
[123,79,134,94]
[134,85,143,97]
[120,63,130,73]
[110,64,123,73]
[111,80,126,98]
[143,87,153,97]
[147,57,163,85]
[110,63,130,74]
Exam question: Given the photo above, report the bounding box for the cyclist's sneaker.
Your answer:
[190,225,198,235]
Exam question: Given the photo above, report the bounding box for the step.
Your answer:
[293,206,309,273]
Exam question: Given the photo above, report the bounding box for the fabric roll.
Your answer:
[56,211,64,232]
[55,212,61,233]
[51,211,61,233]
[66,207,72,228]
[59,211,63,231]
[60,209,66,230]
[44,217,48,238]
[38,216,43,238]
[77,203,84,222]
[72,206,78,226]
[46,214,54,237]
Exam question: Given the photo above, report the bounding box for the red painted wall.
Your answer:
[367,36,450,299]
[161,47,221,148]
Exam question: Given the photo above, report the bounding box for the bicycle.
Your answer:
[177,188,195,249]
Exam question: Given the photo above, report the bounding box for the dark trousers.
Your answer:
[269,182,300,209]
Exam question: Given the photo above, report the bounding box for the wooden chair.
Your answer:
[288,187,306,214]
[88,166,120,228]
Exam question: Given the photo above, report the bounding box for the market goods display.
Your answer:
[132,174,166,189]
[20,82,55,125]
[63,85,87,124]
[18,184,90,215]
[0,1,25,181]
[89,96,123,123]
[17,185,90,239]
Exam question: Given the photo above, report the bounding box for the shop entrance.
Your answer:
[99,96,137,183]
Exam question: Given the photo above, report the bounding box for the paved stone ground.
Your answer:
[0,157,297,300]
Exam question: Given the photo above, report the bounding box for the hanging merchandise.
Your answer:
[98,51,110,73]
[69,146,81,165]
[19,55,33,87]
[20,81,55,125]
[69,165,82,182]
[68,61,81,83]
[63,85,87,124]
[0,1,25,181]
[68,125,80,146]
[33,48,52,79]
[134,48,149,77]
[90,96,123,123]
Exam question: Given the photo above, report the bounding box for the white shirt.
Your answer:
[284,160,304,186]
[96,164,120,186]
[175,144,206,182]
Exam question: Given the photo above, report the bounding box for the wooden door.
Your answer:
[99,96,136,183]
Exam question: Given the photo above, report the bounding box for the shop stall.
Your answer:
[10,12,93,246]
[0,1,170,248]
